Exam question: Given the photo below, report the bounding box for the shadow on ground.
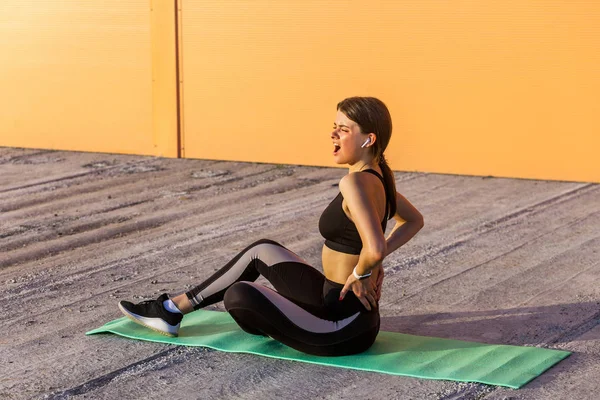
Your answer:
[380,301,600,345]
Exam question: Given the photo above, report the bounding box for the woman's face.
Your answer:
[331,111,368,165]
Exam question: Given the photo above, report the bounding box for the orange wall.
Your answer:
[0,0,178,157]
[1,1,598,183]
[180,1,599,183]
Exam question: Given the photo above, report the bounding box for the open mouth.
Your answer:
[333,144,341,154]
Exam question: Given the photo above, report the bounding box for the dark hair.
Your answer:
[337,96,397,219]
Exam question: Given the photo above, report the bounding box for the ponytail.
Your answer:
[378,154,397,220]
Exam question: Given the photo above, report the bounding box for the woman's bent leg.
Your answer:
[118,238,324,336]
[224,281,380,356]
[185,238,324,310]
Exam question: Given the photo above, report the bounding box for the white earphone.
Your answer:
[361,138,371,148]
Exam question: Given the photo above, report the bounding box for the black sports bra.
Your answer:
[318,169,389,255]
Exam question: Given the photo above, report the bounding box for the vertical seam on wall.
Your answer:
[174,0,184,158]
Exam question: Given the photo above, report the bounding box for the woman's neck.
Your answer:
[348,160,377,174]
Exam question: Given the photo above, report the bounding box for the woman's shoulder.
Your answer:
[339,169,384,192]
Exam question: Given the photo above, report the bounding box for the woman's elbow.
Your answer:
[365,244,386,264]
[412,216,424,228]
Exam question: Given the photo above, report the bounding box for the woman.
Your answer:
[118,97,424,356]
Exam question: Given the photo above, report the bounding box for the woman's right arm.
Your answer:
[384,191,424,257]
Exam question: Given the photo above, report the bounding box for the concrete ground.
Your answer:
[1,147,599,400]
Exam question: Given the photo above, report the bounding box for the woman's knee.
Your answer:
[223,281,260,310]
[224,282,269,336]
[250,238,282,248]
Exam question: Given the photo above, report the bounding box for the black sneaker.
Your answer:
[118,293,183,337]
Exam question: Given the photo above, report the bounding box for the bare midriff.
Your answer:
[321,244,380,285]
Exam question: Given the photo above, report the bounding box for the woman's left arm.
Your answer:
[370,192,424,303]
[384,191,425,257]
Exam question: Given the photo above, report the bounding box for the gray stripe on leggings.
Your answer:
[194,242,310,303]
[242,282,360,334]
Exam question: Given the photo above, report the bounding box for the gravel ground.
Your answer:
[1,147,599,399]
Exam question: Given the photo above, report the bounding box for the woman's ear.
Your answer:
[367,133,377,146]
[361,133,377,148]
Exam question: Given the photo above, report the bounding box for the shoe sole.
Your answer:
[118,302,179,337]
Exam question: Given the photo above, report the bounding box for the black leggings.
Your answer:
[184,239,380,356]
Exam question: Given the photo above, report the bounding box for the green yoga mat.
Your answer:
[87,309,570,389]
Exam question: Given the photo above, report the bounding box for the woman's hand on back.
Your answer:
[339,272,378,311]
